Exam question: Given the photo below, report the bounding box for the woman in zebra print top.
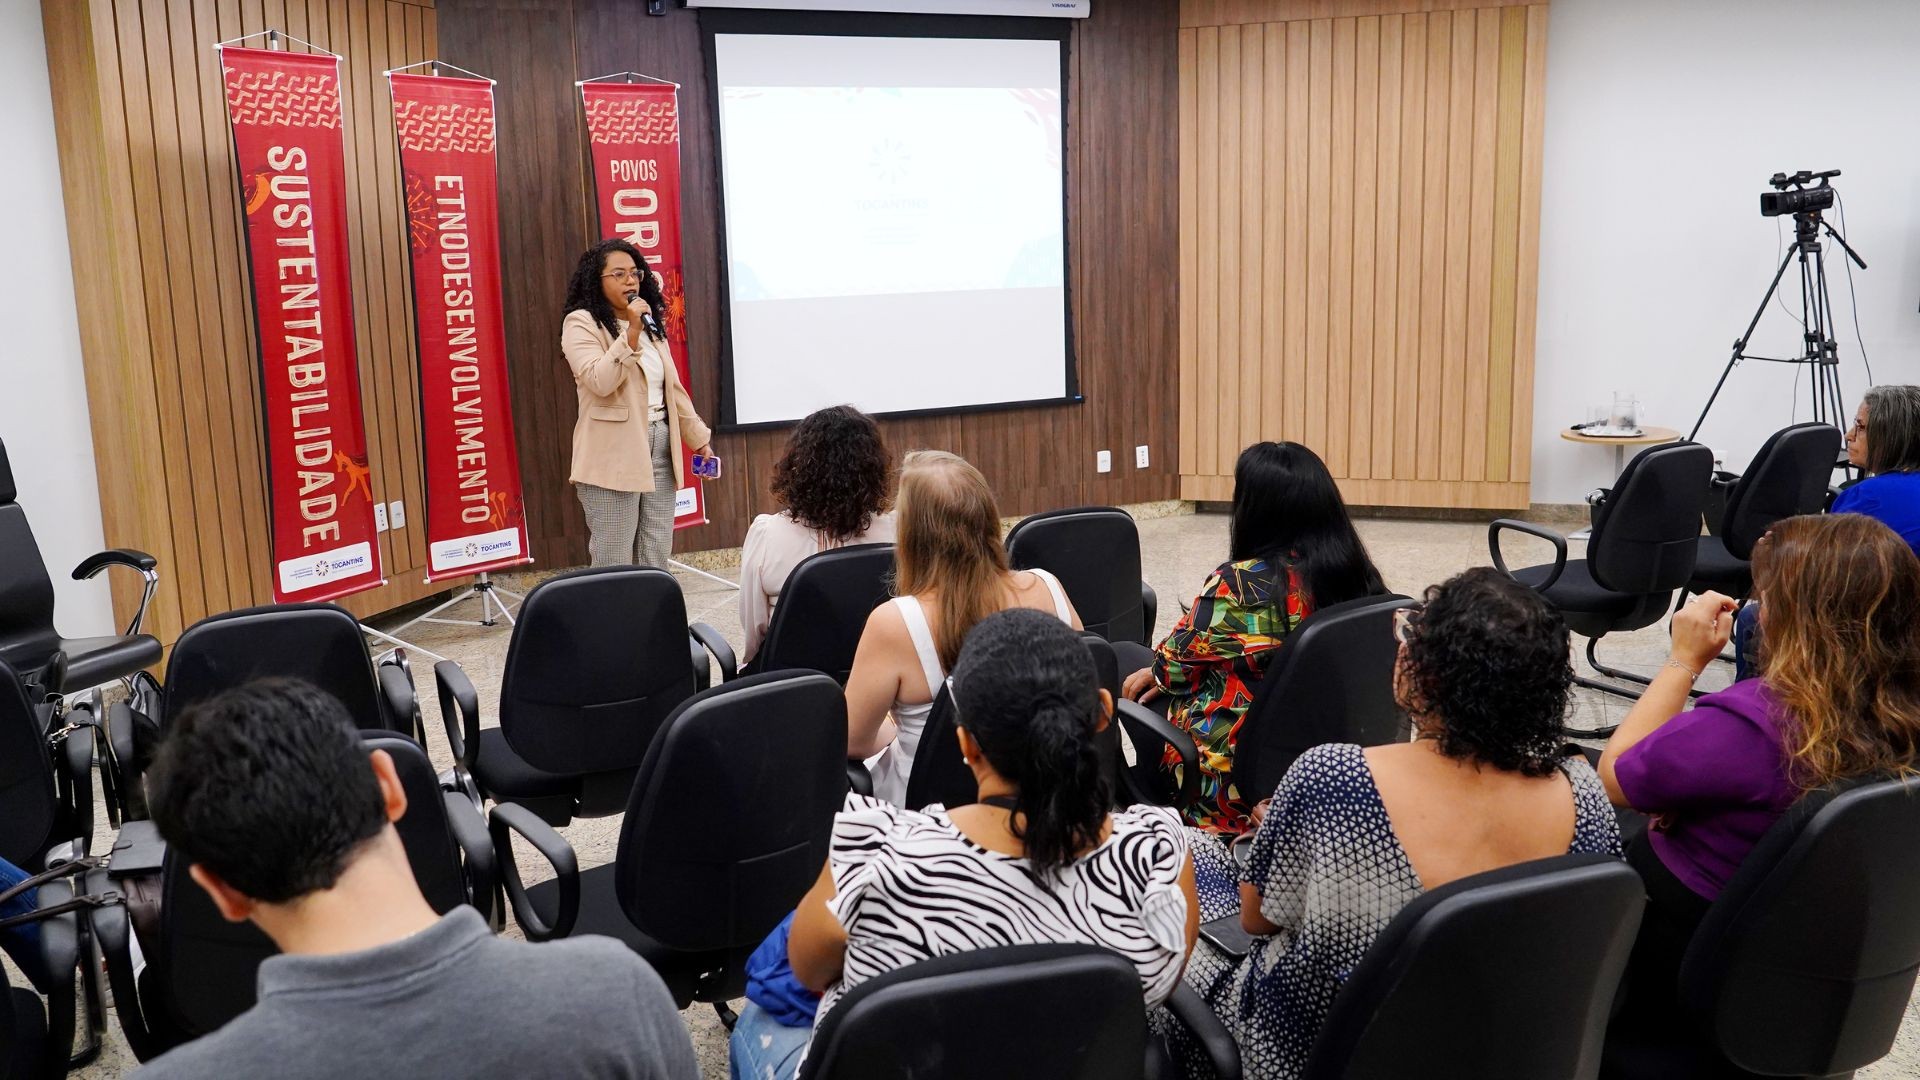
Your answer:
[730,609,1199,1080]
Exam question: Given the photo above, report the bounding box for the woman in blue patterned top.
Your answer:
[1173,568,1623,1078]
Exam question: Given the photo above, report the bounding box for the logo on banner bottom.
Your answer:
[429,527,524,573]
[278,541,375,596]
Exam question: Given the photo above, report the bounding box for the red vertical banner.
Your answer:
[579,80,704,529]
[219,45,385,603]
[387,72,531,581]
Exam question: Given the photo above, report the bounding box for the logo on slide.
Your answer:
[869,137,909,186]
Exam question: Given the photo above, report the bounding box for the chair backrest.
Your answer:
[756,543,895,683]
[1587,442,1714,595]
[799,943,1148,1080]
[0,442,59,674]
[1231,594,1413,805]
[1719,422,1843,560]
[162,604,389,729]
[152,733,478,1040]
[497,566,698,781]
[614,671,846,959]
[1679,777,1920,1076]
[0,659,58,869]
[364,732,470,914]
[1006,507,1148,646]
[1305,853,1644,1080]
[904,634,1123,813]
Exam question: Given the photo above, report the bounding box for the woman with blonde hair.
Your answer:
[844,450,1081,805]
[1602,512,1920,1019]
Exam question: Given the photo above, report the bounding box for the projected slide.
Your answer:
[713,33,1071,425]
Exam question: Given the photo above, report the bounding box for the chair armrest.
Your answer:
[689,622,737,685]
[72,549,160,637]
[846,759,874,797]
[1487,519,1569,592]
[443,790,498,925]
[60,721,96,854]
[1140,582,1159,646]
[376,658,421,742]
[85,870,161,1061]
[434,661,481,781]
[34,873,86,1070]
[1165,984,1243,1080]
[1116,699,1199,811]
[71,548,157,578]
[488,803,578,942]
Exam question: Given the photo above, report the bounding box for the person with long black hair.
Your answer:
[559,238,711,568]
[729,609,1199,1080]
[1121,441,1385,833]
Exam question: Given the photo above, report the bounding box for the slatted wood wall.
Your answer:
[1177,0,1548,508]
[43,0,444,641]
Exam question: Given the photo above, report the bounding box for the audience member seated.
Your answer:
[1600,513,1920,1026]
[731,610,1198,1080]
[1735,385,1920,679]
[845,450,1081,804]
[133,679,698,1080]
[1175,568,1621,1079]
[739,405,896,665]
[1120,441,1384,832]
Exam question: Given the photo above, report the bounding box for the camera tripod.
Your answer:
[1690,206,1867,440]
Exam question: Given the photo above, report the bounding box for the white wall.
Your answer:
[1,1,114,636]
[1531,0,1920,503]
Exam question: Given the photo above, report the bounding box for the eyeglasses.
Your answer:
[1392,607,1414,646]
[600,268,642,283]
[1848,419,1868,437]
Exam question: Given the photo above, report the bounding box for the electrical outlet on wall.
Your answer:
[1096,450,1112,474]
[388,500,406,529]
[1135,445,1150,469]
[373,503,389,532]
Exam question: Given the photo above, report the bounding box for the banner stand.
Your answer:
[578,71,737,593]
[388,571,524,632]
[217,28,447,665]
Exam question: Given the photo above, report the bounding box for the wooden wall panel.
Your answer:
[45,0,443,642]
[1177,1,1547,509]
[439,0,1181,567]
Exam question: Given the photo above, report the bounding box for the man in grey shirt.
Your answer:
[133,678,698,1079]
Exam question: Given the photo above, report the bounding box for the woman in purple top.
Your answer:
[1599,513,1920,1025]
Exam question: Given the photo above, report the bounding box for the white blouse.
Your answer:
[737,510,896,663]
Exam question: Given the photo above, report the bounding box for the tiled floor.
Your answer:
[41,509,1920,1076]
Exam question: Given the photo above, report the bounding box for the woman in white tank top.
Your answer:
[845,451,1081,805]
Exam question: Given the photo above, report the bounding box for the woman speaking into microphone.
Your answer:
[560,238,712,568]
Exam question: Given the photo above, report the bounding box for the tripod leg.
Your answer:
[1692,246,1799,441]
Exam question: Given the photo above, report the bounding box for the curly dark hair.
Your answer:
[1397,567,1571,777]
[769,405,893,541]
[562,237,665,341]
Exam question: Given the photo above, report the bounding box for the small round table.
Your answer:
[1560,424,1682,476]
[1559,425,1681,539]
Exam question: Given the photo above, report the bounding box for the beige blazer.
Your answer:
[560,309,711,493]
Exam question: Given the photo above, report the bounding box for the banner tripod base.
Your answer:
[670,559,739,591]
[359,622,448,664]
[389,572,524,635]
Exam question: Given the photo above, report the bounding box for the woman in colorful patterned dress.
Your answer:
[1121,442,1384,833]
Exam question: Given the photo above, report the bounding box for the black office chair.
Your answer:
[1683,422,1841,606]
[1603,777,1920,1079]
[436,566,734,825]
[1,962,51,1080]
[1491,442,1713,714]
[87,733,495,1061]
[1230,594,1413,806]
[494,672,845,1022]
[801,944,1145,1080]
[897,634,1199,813]
[749,543,894,683]
[1304,853,1644,1080]
[0,439,161,699]
[1007,507,1159,647]
[103,603,423,824]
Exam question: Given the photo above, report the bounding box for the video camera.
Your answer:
[1760,169,1840,217]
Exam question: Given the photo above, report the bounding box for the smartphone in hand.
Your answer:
[690,453,722,480]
